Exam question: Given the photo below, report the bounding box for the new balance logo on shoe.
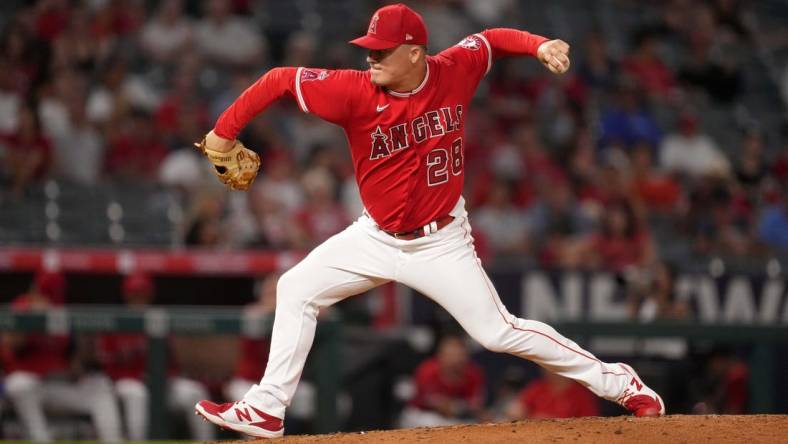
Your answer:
[630,377,643,391]
[235,407,252,422]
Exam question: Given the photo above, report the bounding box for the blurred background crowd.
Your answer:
[0,0,786,269]
[0,0,787,441]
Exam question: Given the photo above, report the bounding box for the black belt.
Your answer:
[382,215,455,240]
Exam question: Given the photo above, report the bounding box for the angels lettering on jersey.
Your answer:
[369,105,463,161]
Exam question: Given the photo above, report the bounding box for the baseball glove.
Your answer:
[194,136,261,191]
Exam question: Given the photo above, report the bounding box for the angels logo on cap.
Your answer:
[350,3,428,50]
[369,14,379,34]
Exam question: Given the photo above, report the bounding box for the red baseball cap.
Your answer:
[350,3,428,50]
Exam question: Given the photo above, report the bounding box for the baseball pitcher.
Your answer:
[194,4,665,438]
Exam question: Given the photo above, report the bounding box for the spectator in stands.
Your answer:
[104,108,167,181]
[184,190,226,247]
[485,366,526,421]
[630,142,681,212]
[525,176,593,267]
[90,0,144,39]
[621,30,676,100]
[473,179,530,257]
[85,57,130,126]
[154,58,210,147]
[506,369,599,419]
[1,106,52,198]
[252,149,304,213]
[32,0,70,43]
[691,347,749,414]
[711,0,752,41]
[734,131,768,196]
[49,7,101,74]
[686,176,753,256]
[195,0,265,67]
[293,168,349,248]
[660,113,730,179]
[461,0,516,28]
[598,83,661,151]
[576,31,617,92]
[39,74,105,185]
[139,0,194,63]
[97,272,214,441]
[283,31,317,68]
[399,335,485,428]
[2,271,123,443]
[757,181,788,251]
[580,200,655,273]
[0,19,46,97]
[210,69,255,122]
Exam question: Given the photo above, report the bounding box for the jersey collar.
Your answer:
[386,62,430,97]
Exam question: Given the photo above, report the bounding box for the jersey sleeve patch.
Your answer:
[300,68,330,82]
[455,34,492,75]
[456,35,482,51]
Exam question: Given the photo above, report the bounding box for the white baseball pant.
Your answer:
[114,377,215,441]
[3,371,123,442]
[244,197,632,418]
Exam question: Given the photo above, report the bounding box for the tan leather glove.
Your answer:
[194,134,261,191]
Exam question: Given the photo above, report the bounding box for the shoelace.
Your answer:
[616,388,636,405]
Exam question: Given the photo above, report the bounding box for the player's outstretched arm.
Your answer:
[479,28,570,75]
[195,67,300,190]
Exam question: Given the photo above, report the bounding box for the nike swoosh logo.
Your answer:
[376,104,390,112]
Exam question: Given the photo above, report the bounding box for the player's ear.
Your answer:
[409,45,425,64]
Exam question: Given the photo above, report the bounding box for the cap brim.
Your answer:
[349,35,400,50]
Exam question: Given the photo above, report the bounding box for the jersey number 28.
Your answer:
[426,137,463,186]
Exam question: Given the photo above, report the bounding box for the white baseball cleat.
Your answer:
[615,363,666,417]
[195,399,284,438]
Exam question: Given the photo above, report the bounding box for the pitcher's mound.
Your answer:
[241,415,787,444]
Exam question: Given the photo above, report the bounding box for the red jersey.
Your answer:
[519,378,599,418]
[409,357,485,411]
[97,333,178,381]
[215,29,547,232]
[1,294,70,376]
[97,333,149,380]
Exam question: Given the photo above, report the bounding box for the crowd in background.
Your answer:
[0,0,787,271]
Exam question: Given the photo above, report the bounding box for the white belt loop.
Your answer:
[430,221,438,233]
[423,224,430,236]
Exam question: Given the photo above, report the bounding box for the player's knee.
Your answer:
[473,331,508,353]
[4,372,40,398]
[276,269,311,304]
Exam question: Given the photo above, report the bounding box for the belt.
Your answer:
[382,215,455,240]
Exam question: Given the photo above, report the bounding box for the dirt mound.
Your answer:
[246,415,787,444]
